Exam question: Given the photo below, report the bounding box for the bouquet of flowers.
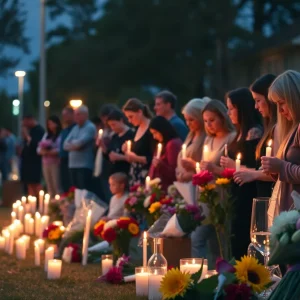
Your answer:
[39,139,53,150]
[192,169,235,259]
[94,217,140,259]
[124,184,147,217]
[62,243,81,263]
[43,223,64,244]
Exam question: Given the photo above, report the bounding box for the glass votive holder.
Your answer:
[148,267,166,300]
[135,267,149,297]
[180,258,203,274]
[101,254,113,276]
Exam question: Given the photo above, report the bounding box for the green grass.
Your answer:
[0,208,145,300]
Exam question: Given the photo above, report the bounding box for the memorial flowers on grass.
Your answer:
[43,223,64,244]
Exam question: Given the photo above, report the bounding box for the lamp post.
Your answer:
[15,71,26,137]
[44,100,50,119]
[12,99,20,134]
[69,99,83,109]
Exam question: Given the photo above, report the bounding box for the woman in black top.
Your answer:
[105,109,135,176]
[233,74,277,197]
[220,87,263,259]
[122,98,154,186]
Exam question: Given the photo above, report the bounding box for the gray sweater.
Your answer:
[63,120,96,170]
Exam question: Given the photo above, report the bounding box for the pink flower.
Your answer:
[129,197,138,206]
[130,184,141,192]
[220,168,235,179]
[216,257,236,273]
[192,170,214,186]
[104,267,123,284]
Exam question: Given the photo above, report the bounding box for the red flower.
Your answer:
[150,193,157,204]
[130,184,141,192]
[94,223,105,237]
[216,258,236,274]
[69,186,76,192]
[192,170,214,186]
[160,197,173,205]
[68,243,81,262]
[117,219,131,229]
[224,284,252,300]
[220,168,235,179]
[104,267,123,284]
[103,227,117,243]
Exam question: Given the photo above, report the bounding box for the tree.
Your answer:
[0,0,29,75]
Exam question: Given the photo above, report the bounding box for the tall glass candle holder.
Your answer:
[148,267,166,300]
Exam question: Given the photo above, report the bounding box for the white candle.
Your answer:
[203,144,209,161]
[11,212,16,223]
[196,162,201,174]
[21,235,30,250]
[135,267,149,297]
[13,220,23,237]
[98,129,103,139]
[8,226,15,255]
[235,153,241,171]
[21,196,26,207]
[82,209,92,266]
[25,203,31,214]
[4,231,10,253]
[35,239,45,254]
[101,254,113,275]
[127,140,131,153]
[16,200,21,206]
[16,238,26,260]
[143,232,147,268]
[180,259,201,275]
[45,247,55,271]
[35,212,41,237]
[0,236,5,249]
[266,139,272,157]
[12,203,18,214]
[44,194,50,215]
[55,194,60,201]
[53,221,63,227]
[182,143,187,159]
[28,218,34,235]
[224,144,228,157]
[40,218,47,238]
[156,143,162,159]
[145,176,150,191]
[34,243,40,266]
[47,259,62,279]
[39,190,44,213]
[24,213,31,233]
[148,269,164,300]
[18,206,24,222]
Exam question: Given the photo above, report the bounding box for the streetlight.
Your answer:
[69,99,83,109]
[15,70,26,137]
[44,100,50,107]
[12,99,20,116]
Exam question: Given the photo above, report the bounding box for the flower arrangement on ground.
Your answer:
[94,217,140,259]
[192,169,235,259]
[62,243,81,263]
[43,223,64,244]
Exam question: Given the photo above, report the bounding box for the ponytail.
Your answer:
[123,98,153,119]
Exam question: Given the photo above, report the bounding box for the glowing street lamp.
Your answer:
[44,100,50,107]
[12,99,20,116]
[15,71,26,137]
[69,99,83,109]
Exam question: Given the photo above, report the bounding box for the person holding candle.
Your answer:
[261,70,300,214]
[233,74,278,197]
[148,116,182,191]
[122,98,155,186]
[220,87,263,259]
[37,115,62,197]
[176,97,211,182]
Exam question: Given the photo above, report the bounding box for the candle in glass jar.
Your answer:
[266,139,272,157]
[181,144,187,159]
[148,268,165,300]
[34,243,40,266]
[235,153,241,171]
[203,145,209,161]
[180,258,202,275]
[101,254,113,275]
[45,247,55,271]
[127,140,131,153]
[156,143,162,159]
[135,267,149,297]
[47,259,62,279]
[39,190,44,213]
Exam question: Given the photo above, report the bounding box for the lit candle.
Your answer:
[203,145,209,161]
[35,239,45,254]
[127,140,131,153]
[28,218,34,235]
[34,243,40,266]
[12,203,18,214]
[39,190,44,213]
[82,209,92,266]
[145,176,150,190]
[135,267,149,297]
[143,232,147,268]
[11,212,16,223]
[35,212,41,237]
[148,268,165,300]
[156,143,162,159]
[40,218,47,238]
[224,144,228,157]
[55,194,60,201]
[196,162,201,174]
[44,194,50,215]
[13,220,23,237]
[29,196,37,214]
[180,258,202,275]
[98,129,103,139]
[21,196,26,207]
[8,226,15,255]
[47,259,62,279]
[16,200,21,207]
[235,153,241,171]
[53,221,63,227]
[101,254,113,275]
[24,213,31,233]
[0,236,5,249]
[16,238,26,260]
[181,143,187,159]
[45,247,55,272]
[266,139,272,157]
[18,206,24,222]
[21,235,30,250]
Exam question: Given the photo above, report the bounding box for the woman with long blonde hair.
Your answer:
[261,70,300,213]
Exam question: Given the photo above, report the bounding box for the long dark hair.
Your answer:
[46,115,62,141]
[250,74,277,158]
[123,98,153,119]
[226,87,262,142]
[149,116,178,144]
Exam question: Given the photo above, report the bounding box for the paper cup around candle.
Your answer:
[148,267,166,300]
[135,267,149,297]
[101,254,113,275]
[47,259,62,279]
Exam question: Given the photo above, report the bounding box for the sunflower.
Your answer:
[149,202,162,214]
[159,268,192,299]
[235,256,271,293]
[128,223,139,235]
[215,178,231,185]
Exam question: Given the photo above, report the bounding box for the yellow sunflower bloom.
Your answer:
[216,178,231,185]
[148,202,162,214]
[235,256,271,293]
[128,223,139,235]
[159,268,192,299]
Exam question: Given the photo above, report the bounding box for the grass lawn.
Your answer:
[0,208,145,300]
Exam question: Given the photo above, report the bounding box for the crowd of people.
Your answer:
[5,69,300,261]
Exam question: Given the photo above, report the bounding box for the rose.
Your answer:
[192,170,214,186]
[102,227,117,243]
[220,168,235,179]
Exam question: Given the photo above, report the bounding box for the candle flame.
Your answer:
[11,212,16,217]
[99,129,103,135]
[88,209,92,217]
[158,143,162,149]
[268,139,272,147]
[204,145,208,151]
[45,194,50,200]
[196,162,200,169]
[237,153,241,160]
[39,190,44,196]
[192,259,195,264]
[35,212,41,218]
[55,194,60,200]
[143,231,147,239]
[141,268,144,273]
[16,200,21,206]
[21,196,27,201]
[182,143,186,150]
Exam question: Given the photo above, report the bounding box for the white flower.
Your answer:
[149,178,161,187]
[62,247,73,263]
[270,210,300,237]
[103,219,118,231]
[144,196,151,208]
